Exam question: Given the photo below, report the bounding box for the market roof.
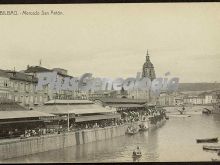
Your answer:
[0,98,27,111]
[44,100,93,105]
[75,113,120,122]
[0,110,55,120]
[97,98,147,104]
[36,103,116,114]
[108,104,144,108]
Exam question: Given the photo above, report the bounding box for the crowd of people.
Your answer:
[0,107,166,140]
[148,108,166,124]
[119,107,166,125]
[69,119,119,131]
[120,111,141,123]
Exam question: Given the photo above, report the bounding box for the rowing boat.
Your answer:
[211,158,220,162]
[197,137,218,143]
[132,151,142,158]
[203,145,220,151]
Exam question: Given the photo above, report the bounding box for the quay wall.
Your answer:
[0,119,165,160]
[0,125,127,160]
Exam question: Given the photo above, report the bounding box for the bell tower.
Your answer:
[141,50,156,81]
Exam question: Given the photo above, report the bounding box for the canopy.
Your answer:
[36,103,117,115]
[44,100,93,105]
[109,104,144,108]
[75,113,120,122]
[0,111,55,120]
[98,98,147,104]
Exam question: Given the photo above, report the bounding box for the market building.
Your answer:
[34,99,121,131]
[0,98,55,139]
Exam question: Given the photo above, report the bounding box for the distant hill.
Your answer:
[178,83,220,92]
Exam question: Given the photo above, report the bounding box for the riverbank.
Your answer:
[0,118,166,160]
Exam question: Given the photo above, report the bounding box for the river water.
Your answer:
[2,106,220,162]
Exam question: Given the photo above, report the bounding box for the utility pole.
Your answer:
[67,103,70,132]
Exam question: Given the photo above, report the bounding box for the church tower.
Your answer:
[141,50,156,81]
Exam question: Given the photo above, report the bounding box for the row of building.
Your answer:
[157,90,220,106]
[0,65,153,108]
[0,51,156,107]
[0,66,89,107]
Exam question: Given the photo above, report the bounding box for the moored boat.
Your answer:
[211,158,220,162]
[126,126,139,135]
[203,145,220,151]
[139,123,148,132]
[126,129,139,135]
[197,137,218,143]
[202,108,212,114]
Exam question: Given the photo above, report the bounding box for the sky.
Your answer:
[0,3,220,83]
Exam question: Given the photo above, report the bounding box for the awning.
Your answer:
[109,104,144,108]
[0,111,55,120]
[44,100,93,105]
[98,98,147,104]
[35,104,116,115]
[0,120,42,125]
[75,113,121,122]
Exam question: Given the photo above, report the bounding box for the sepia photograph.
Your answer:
[0,2,220,163]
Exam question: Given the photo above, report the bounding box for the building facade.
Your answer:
[24,65,82,101]
[0,70,10,99]
[0,70,46,107]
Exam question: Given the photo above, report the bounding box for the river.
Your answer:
[2,106,220,162]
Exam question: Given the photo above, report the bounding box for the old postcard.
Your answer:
[0,3,220,163]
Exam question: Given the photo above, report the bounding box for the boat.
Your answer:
[126,128,139,135]
[202,108,212,114]
[211,158,220,162]
[139,123,148,131]
[126,126,139,135]
[203,145,220,151]
[165,116,169,120]
[177,105,186,115]
[197,137,218,143]
[132,147,142,158]
[132,151,142,158]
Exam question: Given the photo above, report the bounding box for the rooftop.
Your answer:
[25,66,52,73]
[0,110,55,120]
[44,99,93,105]
[36,103,117,115]
[24,66,73,78]
[0,98,27,111]
[97,98,147,104]
[5,70,37,83]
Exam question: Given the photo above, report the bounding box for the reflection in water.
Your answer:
[2,110,220,163]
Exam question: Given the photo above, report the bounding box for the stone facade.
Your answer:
[0,70,46,107]
[24,66,81,101]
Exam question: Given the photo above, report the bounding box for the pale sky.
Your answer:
[1,3,220,83]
